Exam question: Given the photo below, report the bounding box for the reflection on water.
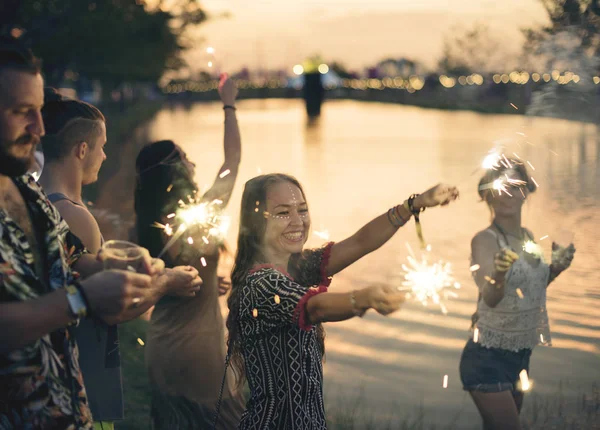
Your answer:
[99,99,600,427]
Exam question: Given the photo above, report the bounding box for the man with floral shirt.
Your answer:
[0,36,164,429]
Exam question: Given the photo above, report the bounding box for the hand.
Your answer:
[217,276,231,296]
[163,266,203,298]
[494,248,519,276]
[414,183,459,210]
[363,285,406,316]
[81,270,152,323]
[218,73,238,106]
[96,247,163,277]
[551,242,576,273]
[148,257,165,276]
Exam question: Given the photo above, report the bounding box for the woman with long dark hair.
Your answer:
[134,76,244,429]
[459,160,576,430]
[225,173,459,429]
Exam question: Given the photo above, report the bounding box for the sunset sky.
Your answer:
[183,0,549,74]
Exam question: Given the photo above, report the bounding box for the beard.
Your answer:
[0,133,39,177]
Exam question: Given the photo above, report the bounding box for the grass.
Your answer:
[118,318,152,430]
[116,319,600,430]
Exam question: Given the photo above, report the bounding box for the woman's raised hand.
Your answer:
[218,73,238,106]
[414,183,459,209]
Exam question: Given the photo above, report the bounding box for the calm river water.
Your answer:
[97,99,599,428]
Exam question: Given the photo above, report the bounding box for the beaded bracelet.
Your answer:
[350,290,364,317]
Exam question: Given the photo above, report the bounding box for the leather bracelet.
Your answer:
[223,105,236,110]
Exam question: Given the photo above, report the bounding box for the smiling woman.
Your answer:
[223,172,459,429]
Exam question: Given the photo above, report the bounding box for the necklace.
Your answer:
[493,221,524,246]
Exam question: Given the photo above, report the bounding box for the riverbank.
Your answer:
[165,78,600,124]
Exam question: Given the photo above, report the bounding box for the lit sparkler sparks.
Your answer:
[523,240,543,259]
[481,150,502,170]
[156,195,231,259]
[313,230,330,240]
[519,369,532,392]
[398,244,461,315]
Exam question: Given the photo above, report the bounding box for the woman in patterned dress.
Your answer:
[224,173,459,429]
[459,160,576,430]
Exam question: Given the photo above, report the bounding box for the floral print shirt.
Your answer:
[0,175,92,429]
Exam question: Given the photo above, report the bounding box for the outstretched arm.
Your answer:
[326,184,459,277]
[202,74,241,207]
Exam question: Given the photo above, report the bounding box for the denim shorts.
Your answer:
[459,338,532,393]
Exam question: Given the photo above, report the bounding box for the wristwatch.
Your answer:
[65,284,88,319]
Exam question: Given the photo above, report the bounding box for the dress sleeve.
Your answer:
[292,242,334,288]
[250,269,327,331]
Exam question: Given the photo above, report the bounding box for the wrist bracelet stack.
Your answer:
[386,205,409,228]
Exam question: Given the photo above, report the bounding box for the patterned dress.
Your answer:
[237,243,333,430]
[0,175,92,429]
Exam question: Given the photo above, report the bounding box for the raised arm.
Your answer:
[326,183,459,276]
[201,74,241,207]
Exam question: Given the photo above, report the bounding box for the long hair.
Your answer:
[226,173,325,387]
[41,87,105,163]
[134,140,197,267]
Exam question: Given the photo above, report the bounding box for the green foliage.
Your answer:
[524,1,600,60]
[1,0,207,86]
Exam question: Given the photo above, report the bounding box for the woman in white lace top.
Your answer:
[459,159,576,430]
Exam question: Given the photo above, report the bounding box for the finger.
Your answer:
[139,249,153,274]
[125,272,152,288]
[504,250,520,261]
[385,293,407,303]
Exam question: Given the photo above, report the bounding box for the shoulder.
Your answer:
[53,202,101,252]
[54,201,99,230]
[471,228,500,250]
[248,264,294,281]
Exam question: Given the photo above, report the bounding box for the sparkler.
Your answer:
[398,243,461,315]
[523,240,544,258]
[519,369,532,392]
[156,196,230,259]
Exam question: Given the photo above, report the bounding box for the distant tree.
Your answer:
[438,23,508,75]
[330,61,353,79]
[0,0,207,88]
[523,0,600,63]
